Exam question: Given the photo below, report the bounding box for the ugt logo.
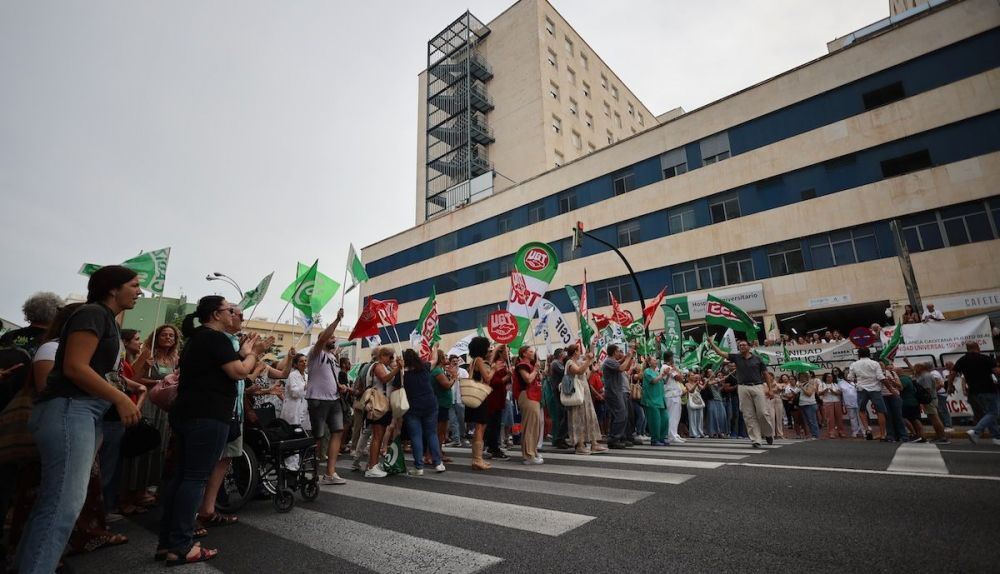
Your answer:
[523,247,549,271]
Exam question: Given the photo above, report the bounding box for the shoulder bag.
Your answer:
[149,373,180,412]
[460,378,492,408]
[560,375,586,407]
[390,387,410,418]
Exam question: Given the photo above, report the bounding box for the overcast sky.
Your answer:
[0,0,887,328]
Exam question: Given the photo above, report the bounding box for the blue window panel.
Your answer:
[750,249,772,280]
[685,142,703,170]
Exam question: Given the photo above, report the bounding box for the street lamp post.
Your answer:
[206,272,244,298]
[573,221,648,335]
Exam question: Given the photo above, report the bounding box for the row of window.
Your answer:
[376,111,1000,305]
[374,30,1000,276]
[381,196,1000,339]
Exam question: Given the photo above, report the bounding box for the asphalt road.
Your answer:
[67,437,1000,574]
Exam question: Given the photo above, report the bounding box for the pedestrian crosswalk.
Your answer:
[67,438,795,574]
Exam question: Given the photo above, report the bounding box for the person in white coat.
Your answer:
[281,354,310,430]
[662,360,686,443]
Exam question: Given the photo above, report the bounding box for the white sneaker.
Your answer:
[944,427,954,432]
[320,473,347,485]
[407,468,424,477]
[434,463,447,473]
[967,430,979,444]
[673,436,686,443]
[364,465,388,478]
[532,456,544,465]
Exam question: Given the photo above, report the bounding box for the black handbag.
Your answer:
[120,418,161,458]
[227,416,242,443]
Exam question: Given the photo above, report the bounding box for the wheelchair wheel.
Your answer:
[259,460,279,496]
[300,480,319,502]
[273,489,295,513]
[216,447,259,513]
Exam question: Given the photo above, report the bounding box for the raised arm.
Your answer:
[313,308,345,352]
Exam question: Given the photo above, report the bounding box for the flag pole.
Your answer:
[340,263,349,310]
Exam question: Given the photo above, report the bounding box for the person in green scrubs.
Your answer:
[641,356,669,446]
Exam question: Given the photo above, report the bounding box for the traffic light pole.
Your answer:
[575,224,648,335]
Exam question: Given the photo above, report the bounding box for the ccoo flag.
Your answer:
[344,244,370,295]
[280,260,320,318]
[704,293,759,336]
[79,247,171,295]
[240,272,274,310]
[878,322,904,364]
[281,262,339,317]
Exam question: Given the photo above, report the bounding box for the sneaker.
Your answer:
[672,436,686,443]
[532,456,544,464]
[482,451,493,460]
[992,438,1000,447]
[552,441,571,450]
[865,431,873,441]
[407,468,424,477]
[592,444,609,453]
[967,430,979,444]
[574,448,592,455]
[443,440,458,447]
[931,438,950,444]
[364,466,388,478]
[751,442,761,449]
[490,450,510,461]
[944,427,954,433]
[765,436,774,446]
[608,441,627,449]
[434,463,446,473]
[460,440,471,448]
[105,512,124,523]
[320,474,347,485]
[351,460,362,472]
[913,437,927,444]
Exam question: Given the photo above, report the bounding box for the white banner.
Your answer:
[880,315,994,358]
[757,339,859,367]
[539,298,574,346]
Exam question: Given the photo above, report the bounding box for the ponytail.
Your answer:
[181,295,227,338]
[181,313,199,338]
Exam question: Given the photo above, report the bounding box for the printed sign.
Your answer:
[488,310,519,345]
[664,284,765,321]
[881,315,994,357]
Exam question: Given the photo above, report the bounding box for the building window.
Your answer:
[497,215,512,235]
[558,191,577,214]
[613,172,635,196]
[696,257,725,290]
[617,219,641,247]
[637,113,644,126]
[435,273,458,293]
[568,98,578,116]
[564,36,573,55]
[528,202,546,223]
[584,111,593,129]
[660,147,687,179]
[901,213,944,253]
[475,306,493,330]
[671,265,696,294]
[547,48,557,68]
[499,259,511,277]
[668,206,695,234]
[627,102,634,117]
[709,193,741,223]
[580,52,589,70]
[551,115,562,134]
[722,252,755,285]
[610,85,619,101]
[544,17,555,36]
[614,112,622,128]
[800,188,817,200]
[767,241,805,277]
[549,81,560,100]
[553,150,564,168]
[600,74,608,89]
[562,238,578,262]
[582,81,591,99]
[475,262,495,283]
[809,227,880,270]
[606,130,614,145]
[939,202,995,246]
[434,232,457,256]
[700,132,731,165]
[567,66,576,85]
[594,278,635,306]
[862,81,905,111]
[880,149,932,178]
[571,130,582,150]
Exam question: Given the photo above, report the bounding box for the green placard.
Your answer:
[664,295,690,321]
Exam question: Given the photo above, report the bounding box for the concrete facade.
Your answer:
[370,0,1000,351]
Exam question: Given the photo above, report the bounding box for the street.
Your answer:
[66,438,1000,573]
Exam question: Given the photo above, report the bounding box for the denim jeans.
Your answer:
[99,420,125,513]
[883,394,908,441]
[632,400,647,437]
[707,401,729,436]
[448,402,467,443]
[727,393,747,437]
[936,394,953,427]
[606,384,628,441]
[687,405,705,437]
[971,392,1000,438]
[16,396,110,574]
[405,410,441,469]
[158,417,229,555]
[800,403,820,438]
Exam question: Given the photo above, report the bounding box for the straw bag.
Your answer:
[460,378,491,408]
[390,388,409,418]
[629,383,643,401]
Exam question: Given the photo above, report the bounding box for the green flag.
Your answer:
[564,285,594,347]
[79,247,171,295]
[281,261,339,317]
[347,362,362,383]
[415,288,440,361]
[240,272,274,310]
[477,325,487,339]
[878,322,903,364]
[344,243,370,295]
[704,293,759,336]
[753,347,771,366]
[662,304,683,359]
[624,321,645,341]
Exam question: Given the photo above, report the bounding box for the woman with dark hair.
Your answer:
[401,349,444,476]
[16,266,143,574]
[513,346,544,463]
[484,345,511,461]
[156,296,266,566]
[564,344,605,455]
[465,336,494,471]
[430,350,455,463]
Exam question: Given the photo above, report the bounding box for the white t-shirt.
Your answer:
[848,358,886,392]
[818,382,841,403]
[931,370,946,396]
[33,340,58,363]
[922,309,945,321]
[451,367,469,401]
[837,380,858,408]
[797,380,819,406]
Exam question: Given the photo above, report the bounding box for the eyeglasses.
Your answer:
[218,307,237,315]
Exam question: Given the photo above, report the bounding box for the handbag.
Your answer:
[361,387,390,421]
[149,373,180,411]
[688,387,705,409]
[390,387,410,418]
[227,415,242,442]
[120,418,162,458]
[560,376,586,407]
[629,383,643,401]
[459,378,492,409]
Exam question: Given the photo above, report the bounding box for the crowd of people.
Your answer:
[0,272,998,572]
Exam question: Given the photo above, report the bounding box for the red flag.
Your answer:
[348,299,382,340]
[373,299,399,326]
[609,293,633,325]
[642,286,668,328]
[509,270,530,306]
[592,312,611,330]
[580,270,589,318]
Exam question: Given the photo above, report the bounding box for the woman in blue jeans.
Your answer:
[796,373,821,439]
[401,349,445,476]
[156,296,267,566]
[16,266,143,574]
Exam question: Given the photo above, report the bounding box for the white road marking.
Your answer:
[240,506,502,574]
[887,443,948,474]
[391,455,694,484]
[418,469,654,504]
[625,444,766,455]
[519,452,725,469]
[319,478,594,536]
[728,462,1000,481]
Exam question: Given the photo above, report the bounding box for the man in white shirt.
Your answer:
[848,347,887,440]
[922,304,945,322]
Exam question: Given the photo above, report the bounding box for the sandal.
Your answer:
[166,546,218,567]
[119,505,149,516]
[194,526,208,538]
[197,512,238,527]
[157,542,200,561]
